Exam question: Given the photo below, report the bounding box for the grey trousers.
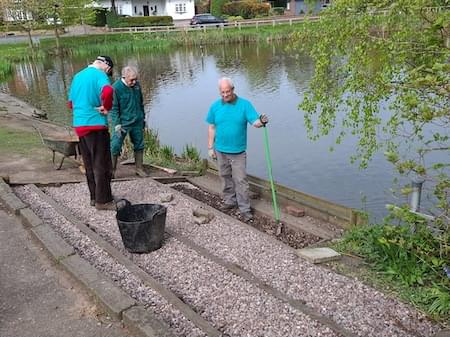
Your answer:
[216,151,251,213]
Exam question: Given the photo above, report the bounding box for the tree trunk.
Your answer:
[111,0,117,14]
[25,28,34,50]
[54,23,60,51]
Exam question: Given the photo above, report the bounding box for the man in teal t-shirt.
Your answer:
[206,77,268,222]
[68,56,115,211]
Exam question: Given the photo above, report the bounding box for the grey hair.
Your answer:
[218,77,234,89]
[122,66,138,78]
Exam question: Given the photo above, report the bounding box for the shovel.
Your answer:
[262,124,283,234]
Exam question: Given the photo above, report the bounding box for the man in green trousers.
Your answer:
[110,65,147,177]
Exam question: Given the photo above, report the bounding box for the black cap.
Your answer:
[96,55,114,69]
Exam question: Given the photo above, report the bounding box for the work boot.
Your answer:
[134,150,147,177]
[95,201,116,211]
[111,155,119,179]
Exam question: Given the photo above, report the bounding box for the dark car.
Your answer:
[190,14,227,26]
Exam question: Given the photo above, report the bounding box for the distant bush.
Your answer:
[86,8,107,27]
[270,7,285,15]
[225,16,244,21]
[211,0,227,17]
[119,16,173,27]
[106,13,173,27]
[223,1,270,19]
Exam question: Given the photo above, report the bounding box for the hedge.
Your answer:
[222,1,271,19]
[222,1,270,19]
[106,13,173,27]
[270,7,285,15]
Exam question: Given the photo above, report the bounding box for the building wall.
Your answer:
[295,0,323,15]
[96,0,194,20]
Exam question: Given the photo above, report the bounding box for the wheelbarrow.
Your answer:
[34,125,81,170]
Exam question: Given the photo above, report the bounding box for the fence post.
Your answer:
[272,20,275,27]
[238,22,241,30]
[289,18,292,26]
[256,21,259,30]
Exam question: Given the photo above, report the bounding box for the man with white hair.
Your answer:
[110,65,147,177]
[206,77,269,222]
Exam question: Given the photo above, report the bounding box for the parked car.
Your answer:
[190,14,227,26]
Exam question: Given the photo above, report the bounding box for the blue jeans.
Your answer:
[216,151,251,213]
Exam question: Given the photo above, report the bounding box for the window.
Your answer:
[175,3,186,14]
[134,6,137,14]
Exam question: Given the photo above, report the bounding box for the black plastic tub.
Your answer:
[116,199,167,253]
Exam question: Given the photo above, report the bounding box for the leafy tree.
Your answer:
[0,0,41,49]
[38,0,92,49]
[210,0,227,16]
[290,1,449,237]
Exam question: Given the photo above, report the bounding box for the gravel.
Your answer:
[14,179,440,337]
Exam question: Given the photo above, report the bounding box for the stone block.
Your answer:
[19,207,43,228]
[296,247,341,264]
[286,205,305,217]
[193,207,214,223]
[61,254,101,286]
[31,223,75,259]
[123,306,175,337]
[62,255,135,320]
[90,278,136,320]
[0,192,27,215]
[0,178,13,194]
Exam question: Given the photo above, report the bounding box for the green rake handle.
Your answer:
[262,125,280,223]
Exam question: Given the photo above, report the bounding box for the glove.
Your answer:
[114,124,124,136]
[259,114,269,125]
[208,148,217,160]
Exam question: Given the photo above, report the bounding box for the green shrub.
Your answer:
[225,15,244,21]
[105,11,121,27]
[270,7,285,16]
[334,222,450,320]
[85,8,107,27]
[118,16,173,27]
[222,1,270,19]
[181,144,201,163]
[160,145,175,162]
[211,0,227,17]
[0,60,12,79]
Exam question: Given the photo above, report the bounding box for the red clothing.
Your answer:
[74,125,108,137]
[101,85,114,111]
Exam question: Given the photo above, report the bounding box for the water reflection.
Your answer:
[3,42,405,221]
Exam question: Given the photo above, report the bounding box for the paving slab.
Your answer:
[296,247,341,264]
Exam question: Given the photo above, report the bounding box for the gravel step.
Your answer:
[14,180,440,337]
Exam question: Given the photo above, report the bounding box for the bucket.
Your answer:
[116,199,167,253]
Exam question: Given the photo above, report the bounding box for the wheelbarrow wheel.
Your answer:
[52,150,66,170]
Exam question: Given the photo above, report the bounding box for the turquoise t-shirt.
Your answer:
[69,66,111,127]
[206,96,259,153]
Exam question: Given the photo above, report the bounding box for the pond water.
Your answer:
[1,42,411,221]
